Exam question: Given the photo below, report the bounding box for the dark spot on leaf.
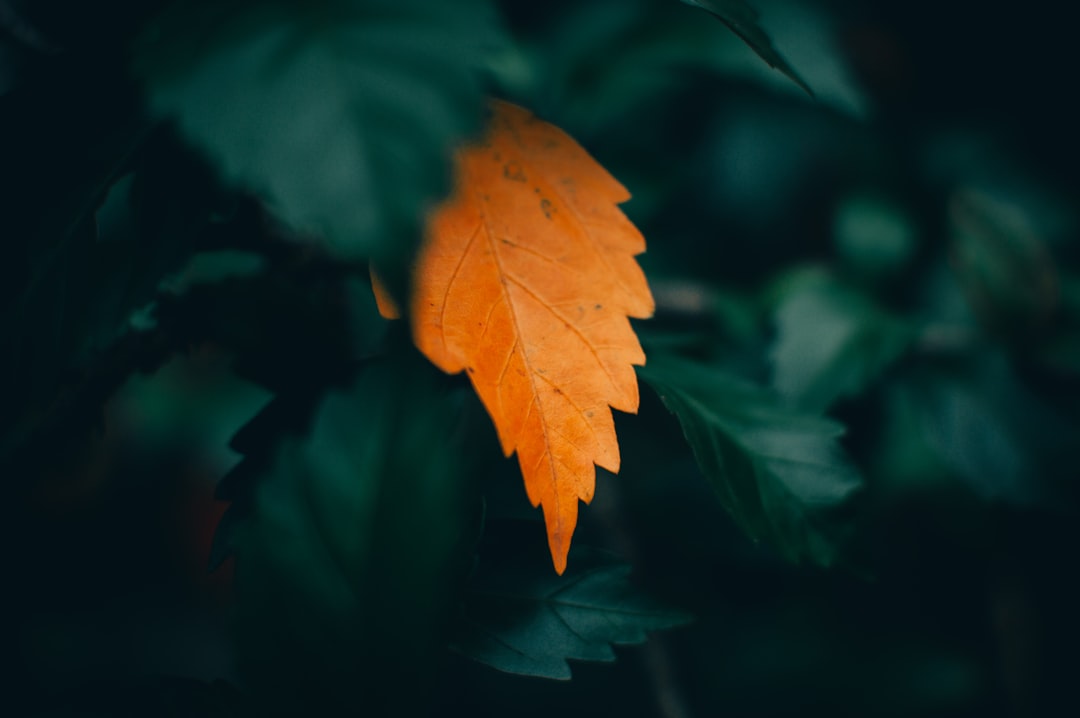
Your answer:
[504,161,526,182]
[467,366,475,373]
[540,198,554,219]
[594,304,603,310]
[586,410,594,418]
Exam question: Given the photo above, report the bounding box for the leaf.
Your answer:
[680,0,813,96]
[108,353,273,474]
[134,0,500,264]
[451,527,691,680]
[899,356,1075,507]
[230,356,476,714]
[0,133,221,475]
[770,278,915,412]
[638,350,862,566]
[158,251,266,296]
[377,100,655,574]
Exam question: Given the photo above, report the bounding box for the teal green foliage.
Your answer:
[133,0,502,273]
[769,272,915,412]
[640,351,862,566]
[679,0,812,95]
[0,130,224,472]
[452,533,691,680]
[229,356,476,713]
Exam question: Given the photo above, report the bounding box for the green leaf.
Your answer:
[158,250,266,296]
[83,137,226,347]
[0,134,222,473]
[638,351,862,566]
[109,354,273,473]
[894,356,1075,507]
[679,0,812,95]
[833,192,919,279]
[451,529,691,680]
[770,278,915,412]
[134,0,501,265]
[947,189,1060,340]
[229,355,476,714]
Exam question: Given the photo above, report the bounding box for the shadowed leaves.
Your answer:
[639,349,862,565]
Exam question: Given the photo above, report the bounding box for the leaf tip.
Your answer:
[545,514,573,575]
[551,546,569,576]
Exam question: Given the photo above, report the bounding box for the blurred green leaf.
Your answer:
[230,355,476,714]
[158,250,266,296]
[639,350,862,565]
[452,532,690,680]
[134,0,501,265]
[0,134,223,473]
[770,277,915,412]
[902,356,1075,507]
[833,192,919,279]
[947,189,1060,340]
[108,354,273,473]
[679,0,812,95]
[80,139,225,358]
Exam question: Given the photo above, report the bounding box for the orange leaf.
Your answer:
[370,267,401,320]
[381,100,653,573]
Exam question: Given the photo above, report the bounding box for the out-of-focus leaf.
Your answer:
[904,356,1075,507]
[770,278,915,412]
[108,354,273,475]
[81,148,231,349]
[451,529,690,680]
[229,356,476,714]
[680,0,812,95]
[158,251,265,296]
[833,192,919,279]
[1039,272,1080,378]
[0,133,222,475]
[134,0,501,268]
[947,189,1060,340]
[639,350,862,565]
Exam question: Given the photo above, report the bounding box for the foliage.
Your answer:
[133,0,500,276]
[639,351,862,566]
[451,528,691,680]
[679,0,812,95]
[6,0,1080,716]
[228,355,476,713]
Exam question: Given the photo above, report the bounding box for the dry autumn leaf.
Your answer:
[374,100,654,573]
